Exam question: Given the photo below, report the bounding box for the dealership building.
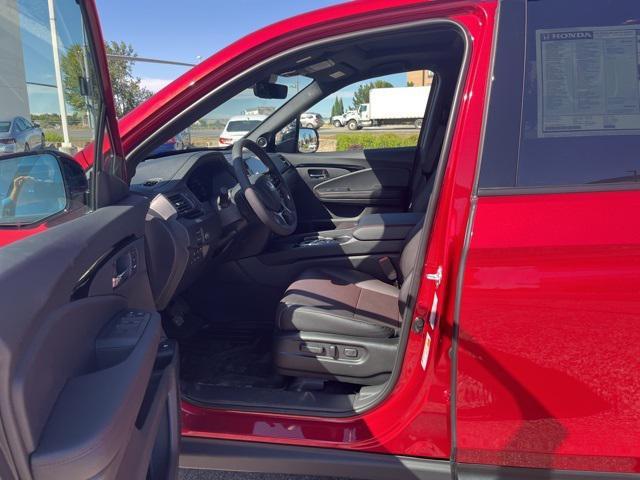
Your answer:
[1,0,30,119]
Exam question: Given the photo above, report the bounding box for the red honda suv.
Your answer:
[0,1,639,479]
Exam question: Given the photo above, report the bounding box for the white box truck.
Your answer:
[340,86,430,130]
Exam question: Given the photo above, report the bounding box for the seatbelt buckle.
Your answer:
[378,256,398,284]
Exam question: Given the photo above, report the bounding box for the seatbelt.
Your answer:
[378,256,399,286]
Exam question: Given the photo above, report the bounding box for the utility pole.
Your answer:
[47,0,72,150]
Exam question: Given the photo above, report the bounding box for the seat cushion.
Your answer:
[276,268,401,338]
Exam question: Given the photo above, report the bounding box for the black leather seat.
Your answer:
[273,221,423,385]
[277,267,401,338]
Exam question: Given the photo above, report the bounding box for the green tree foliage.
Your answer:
[104,41,153,117]
[61,41,153,119]
[60,44,90,115]
[352,80,394,109]
[330,96,345,117]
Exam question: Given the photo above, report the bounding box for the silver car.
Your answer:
[0,117,45,155]
[300,112,324,129]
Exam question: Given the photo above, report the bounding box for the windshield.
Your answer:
[149,75,311,154]
[0,122,10,133]
[226,120,263,132]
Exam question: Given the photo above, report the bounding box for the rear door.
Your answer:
[0,1,179,479]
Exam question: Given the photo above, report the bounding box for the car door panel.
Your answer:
[313,167,409,204]
[0,195,179,480]
[283,146,415,231]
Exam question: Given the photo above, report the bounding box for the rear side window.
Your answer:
[479,0,640,190]
[226,120,262,132]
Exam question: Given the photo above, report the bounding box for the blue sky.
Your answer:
[95,0,343,94]
[19,0,409,118]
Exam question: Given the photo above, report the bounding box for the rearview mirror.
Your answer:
[253,81,288,99]
[298,128,319,154]
[0,151,87,226]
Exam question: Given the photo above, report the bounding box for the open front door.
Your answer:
[0,1,179,479]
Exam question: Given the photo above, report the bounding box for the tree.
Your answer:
[60,44,91,119]
[61,41,153,119]
[330,96,344,117]
[352,80,394,109]
[104,41,153,117]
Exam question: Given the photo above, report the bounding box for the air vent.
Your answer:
[167,193,202,219]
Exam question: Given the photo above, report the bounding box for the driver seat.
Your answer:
[273,222,423,385]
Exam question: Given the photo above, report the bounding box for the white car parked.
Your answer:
[299,112,324,129]
[218,115,267,146]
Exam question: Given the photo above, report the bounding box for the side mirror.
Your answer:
[0,151,86,226]
[253,81,288,99]
[33,122,40,128]
[298,128,319,154]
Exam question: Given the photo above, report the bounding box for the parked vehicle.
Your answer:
[1,1,639,480]
[338,86,430,130]
[218,114,267,146]
[149,129,192,155]
[331,108,358,127]
[300,112,324,129]
[0,116,44,155]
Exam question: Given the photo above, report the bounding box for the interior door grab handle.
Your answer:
[308,168,329,179]
[112,249,138,289]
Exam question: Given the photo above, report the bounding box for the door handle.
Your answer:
[308,168,328,179]
[112,249,138,289]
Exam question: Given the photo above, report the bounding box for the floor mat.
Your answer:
[179,324,285,389]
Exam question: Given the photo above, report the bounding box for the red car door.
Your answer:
[0,2,180,479]
[455,0,640,477]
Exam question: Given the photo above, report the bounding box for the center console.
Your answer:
[262,212,423,265]
[235,212,423,288]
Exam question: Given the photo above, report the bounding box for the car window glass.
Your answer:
[148,75,311,154]
[307,70,432,153]
[0,0,110,241]
[479,0,640,189]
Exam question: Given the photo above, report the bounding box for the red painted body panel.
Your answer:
[181,0,496,458]
[456,192,640,472]
[116,0,491,154]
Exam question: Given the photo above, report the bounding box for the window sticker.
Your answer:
[536,25,640,138]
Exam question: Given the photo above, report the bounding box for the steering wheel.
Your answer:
[232,138,297,236]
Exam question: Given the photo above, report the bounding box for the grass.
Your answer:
[44,131,64,143]
[336,132,418,151]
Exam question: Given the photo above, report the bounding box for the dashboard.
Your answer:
[130,149,291,306]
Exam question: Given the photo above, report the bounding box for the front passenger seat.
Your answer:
[273,221,423,385]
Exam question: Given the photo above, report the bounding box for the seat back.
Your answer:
[397,221,424,317]
[409,123,446,212]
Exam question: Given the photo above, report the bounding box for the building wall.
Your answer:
[407,70,433,87]
[0,0,30,120]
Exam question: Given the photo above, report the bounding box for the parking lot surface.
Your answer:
[179,469,350,480]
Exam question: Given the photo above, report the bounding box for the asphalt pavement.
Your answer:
[179,469,351,480]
